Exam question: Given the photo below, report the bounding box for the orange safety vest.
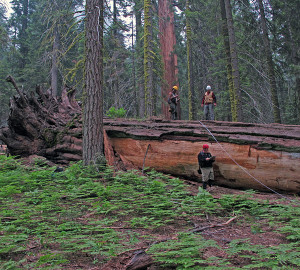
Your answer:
[204,91,214,104]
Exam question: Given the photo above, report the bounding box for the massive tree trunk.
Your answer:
[1,82,299,193]
[83,0,104,165]
[257,0,281,123]
[158,0,178,119]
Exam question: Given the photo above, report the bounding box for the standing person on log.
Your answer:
[201,85,217,120]
[168,86,180,120]
[197,144,216,190]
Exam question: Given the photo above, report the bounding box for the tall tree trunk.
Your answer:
[83,0,104,165]
[158,0,178,119]
[51,26,59,96]
[131,15,138,117]
[144,0,155,117]
[257,0,281,123]
[220,0,234,121]
[19,0,29,69]
[134,0,145,118]
[297,78,300,121]
[185,0,196,120]
[112,0,120,109]
[224,0,242,122]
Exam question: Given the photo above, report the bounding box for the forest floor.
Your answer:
[101,181,298,270]
[1,156,299,269]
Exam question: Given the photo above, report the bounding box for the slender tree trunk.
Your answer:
[158,0,178,119]
[297,78,300,122]
[83,0,104,165]
[131,15,138,117]
[257,0,281,123]
[185,0,196,120]
[144,0,154,117]
[20,0,29,69]
[220,0,234,121]
[112,0,120,109]
[51,26,59,96]
[134,0,145,118]
[224,0,242,121]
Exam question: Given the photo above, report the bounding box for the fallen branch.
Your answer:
[190,216,237,233]
[6,75,21,95]
[125,250,154,270]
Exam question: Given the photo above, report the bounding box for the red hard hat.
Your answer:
[203,144,209,149]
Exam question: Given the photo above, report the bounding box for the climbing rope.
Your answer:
[198,120,298,203]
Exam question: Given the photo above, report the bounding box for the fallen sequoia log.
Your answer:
[0,78,299,193]
[103,119,300,194]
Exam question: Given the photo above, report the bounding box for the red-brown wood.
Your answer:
[158,0,179,119]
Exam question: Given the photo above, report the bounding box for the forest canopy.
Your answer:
[0,0,299,125]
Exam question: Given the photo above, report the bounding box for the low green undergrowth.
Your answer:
[0,155,299,269]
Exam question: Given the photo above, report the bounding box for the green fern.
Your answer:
[148,232,228,268]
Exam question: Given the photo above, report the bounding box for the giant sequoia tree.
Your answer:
[158,0,178,119]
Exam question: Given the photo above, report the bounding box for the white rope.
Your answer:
[198,120,297,203]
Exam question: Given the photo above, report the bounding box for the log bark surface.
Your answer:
[103,119,300,193]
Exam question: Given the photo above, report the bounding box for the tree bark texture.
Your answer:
[158,0,178,119]
[103,119,300,193]
[83,0,104,165]
[223,0,242,122]
[257,0,281,123]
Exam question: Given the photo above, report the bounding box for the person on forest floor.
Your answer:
[201,85,217,120]
[168,85,180,120]
[197,144,216,190]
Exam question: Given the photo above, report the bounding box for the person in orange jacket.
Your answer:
[201,85,217,120]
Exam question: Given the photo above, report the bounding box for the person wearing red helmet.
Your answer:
[197,144,216,190]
